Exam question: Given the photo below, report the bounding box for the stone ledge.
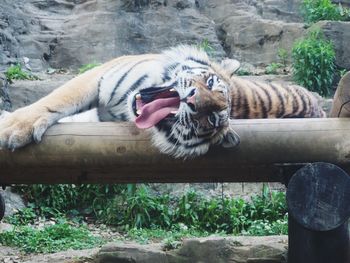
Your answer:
[96,236,288,263]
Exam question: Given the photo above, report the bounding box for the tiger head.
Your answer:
[130,46,240,158]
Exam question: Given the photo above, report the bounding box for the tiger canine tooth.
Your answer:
[137,110,141,115]
[170,110,178,115]
[170,88,176,92]
[136,94,141,100]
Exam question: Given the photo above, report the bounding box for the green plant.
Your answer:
[339,68,348,78]
[265,63,282,75]
[5,207,37,226]
[292,29,335,96]
[173,190,200,227]
[5,64,39,83]
[197,39,215,56]
[13,184,288,236]
[123,185,159,228]
[78,62,101,74]
[243,215,288,236]
[301,0,350,23]
[0,220,104,253]
[277,48,289,71]
[13,184,126,218]
[236,68,252,76]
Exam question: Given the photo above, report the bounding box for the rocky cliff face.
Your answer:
[0,0,307,71]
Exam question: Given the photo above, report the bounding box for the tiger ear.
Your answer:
[221,59,240,76]
[221,129,240,148]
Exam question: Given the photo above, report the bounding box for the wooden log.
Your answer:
[1,118,350,184]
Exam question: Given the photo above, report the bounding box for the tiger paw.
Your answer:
[0,107,51,151]
[221,129,240,148]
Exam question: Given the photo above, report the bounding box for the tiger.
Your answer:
[0,45,325,158]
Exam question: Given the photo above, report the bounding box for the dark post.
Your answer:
[287,162,350,263]
[0,193,4,221]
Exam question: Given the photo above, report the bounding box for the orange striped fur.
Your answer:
[228,77,325,119]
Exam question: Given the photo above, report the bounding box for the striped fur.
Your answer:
[227,77,325,119]
[0,46,325,158]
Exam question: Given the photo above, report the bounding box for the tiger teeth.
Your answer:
[137,110,141,115]
[170,88,176,92]
[171,111,178,115]
[136,94,141,100]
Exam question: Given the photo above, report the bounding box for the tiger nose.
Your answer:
[187,94,196,105]
[185,89,196,109]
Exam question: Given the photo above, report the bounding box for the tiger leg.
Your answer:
[330,71,350,117]
[0,58,123,150]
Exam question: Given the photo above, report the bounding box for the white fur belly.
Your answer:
[59,108,100,123]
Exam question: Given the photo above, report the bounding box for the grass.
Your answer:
[0,219,104,253]
[236,68,252,76]
[265,63,282,75]
[13,184,287,234]
[5,64,39,83]
[4,184,288,253]
[197,39,215,56]
[78,62,101,74]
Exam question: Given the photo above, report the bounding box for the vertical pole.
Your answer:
[0,193,4,221]
[287,162,350,263]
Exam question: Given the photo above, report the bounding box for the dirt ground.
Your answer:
[0,245,98,263]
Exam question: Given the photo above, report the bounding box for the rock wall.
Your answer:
[3,0,350,73]
[316,21,350,69]
[0,0,307,71]
[0,73,11,112]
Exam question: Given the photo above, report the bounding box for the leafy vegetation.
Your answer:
[197,39,215,56]
[265,48,289,75]
[2,184,287,252]
[236,68,252,76]
[11,184,287,234]
[292,29,335,96]
[339,68,348,78]
[265,63,282,75]
[5,64,39,83]
[277,48,289,69]
[0,220,104,253]
[301,0,350,23]
[78,62,101,74]
[14,184,125,216]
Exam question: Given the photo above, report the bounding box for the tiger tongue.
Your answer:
[135,97,180,129]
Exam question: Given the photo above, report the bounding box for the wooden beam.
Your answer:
[1,118,350,184]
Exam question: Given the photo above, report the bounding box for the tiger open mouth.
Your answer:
[133,86,180,129]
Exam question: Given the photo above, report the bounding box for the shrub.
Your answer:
[5,207,37,225]
[301,0,350,23]
[292,29,335,96]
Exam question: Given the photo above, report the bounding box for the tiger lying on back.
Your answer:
[0,46,325,158]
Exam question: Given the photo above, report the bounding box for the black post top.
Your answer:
[287,162,350,231]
